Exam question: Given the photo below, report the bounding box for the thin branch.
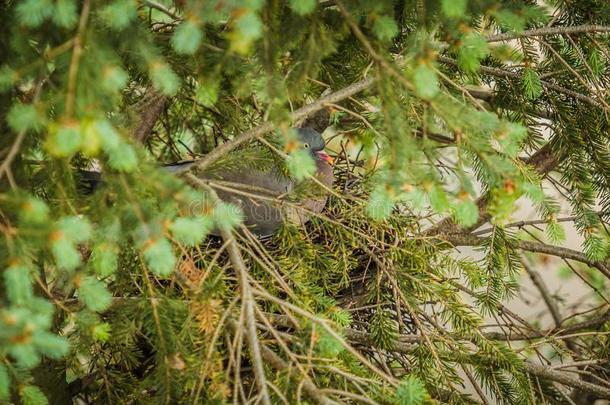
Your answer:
[521,258,562,327]
[486,25,610,43]
[259,345,340,405]
[223,230,271,405]
[462,365,491,405]
[178,76,375,175]
[427,142,559,236]
[438,56,603,108]
[65,0,91,118]
[524,362,610,399]
[141,0,181,20]
[444,233,610,281]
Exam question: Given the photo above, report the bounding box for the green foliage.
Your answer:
[16,0,52,27]
[20,385,48,405]
[47,122,82,157]
[366,186,394,220]
[287,149,316,181]
[142,238,177,277]
[195,80,219,107]
[412,63,439,100]
[373,15,399,42]
[316,328,344,357]
[4,264,33,306]
[0,363,9,400]
[522,68,543,100]
[458,33,489,73]
[7,104,43,133]
[100,0,137,30]
[90,242,119,277]
[77,276,112,312]
[1,0,609,403]
[18,197,49,224]
[0,66,17,92]
[441,0,467,19]
[150,62,181,96]
[172,20,203,55]
[289,0,316,16]
[453,198,478,227]
[396,375,428,405]
[50,237,82,271]
[170,216,214,246]
[52,0,78,28]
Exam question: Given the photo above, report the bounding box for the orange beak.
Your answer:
[315,151,334,165]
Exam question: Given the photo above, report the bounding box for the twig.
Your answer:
[462,365,491,405]
[178,76,375,175]
[444,234,610,281]
[438,56,603,108]
[219,222,271,403]
[0,80,45,186]
[486,24,610,43]
[259,345,340,405]
[141,0,181,20]
[552,360,609,370]
[523,362,610,399]
[521,258,562,327]
[65,0,91,118]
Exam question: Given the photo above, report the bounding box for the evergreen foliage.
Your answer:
[1,0,610,403]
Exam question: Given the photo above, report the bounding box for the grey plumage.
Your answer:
[78,128,333,238]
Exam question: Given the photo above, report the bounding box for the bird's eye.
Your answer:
[303,143,310,149]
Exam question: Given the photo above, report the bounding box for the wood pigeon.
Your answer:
[79,128,333,237]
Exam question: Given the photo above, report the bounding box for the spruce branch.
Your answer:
[178,76,375,174]
[427,142,559,236]
[521,258,562,328]
[223,228,271,405]
[65,0,91,118]
[185,175,271,405]
[445,233,610,281]
[133,88,168,143]
[523,362,610,399]
[486,25,610,43]
[259,345,339,405]
[438,56,604,108]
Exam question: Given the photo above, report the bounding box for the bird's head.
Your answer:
[295,127,332,164]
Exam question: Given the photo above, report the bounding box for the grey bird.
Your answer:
[79,128,333,237]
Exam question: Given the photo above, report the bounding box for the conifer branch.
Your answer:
[521,258,562,328]
[445,234,610,281]
[222,227,271,405]
[486,24,610,43]
[427,142,559,236]
[438,56,603,108]
[185,175,271,404]
[133,88,167,143]
[179,76,375,174]
[523,362,610,399]
[65,0,91,119]
[259,346,340,405]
